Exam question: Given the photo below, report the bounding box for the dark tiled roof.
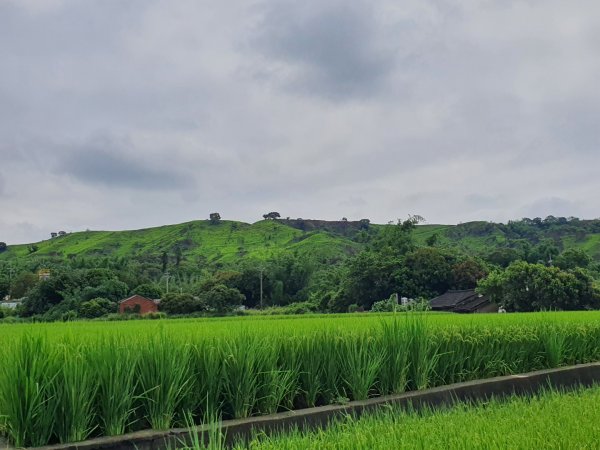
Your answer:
[429,290,479,309]
[430,289,494,313]
[453,295,492,313]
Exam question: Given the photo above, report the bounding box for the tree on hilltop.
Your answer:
[263,212,281,220]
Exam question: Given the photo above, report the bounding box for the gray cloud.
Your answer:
[1,0,600,243]
[58,137,193,190]
[251,1,398,99]
[464,194,504,211]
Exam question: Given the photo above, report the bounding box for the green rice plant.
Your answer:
[92,337,139,436]
[377,317,410,395]
[257,344,299,414]
[172,411,225,450]
[406,314,438,390]
[226,385,600,450]
[3,311,600,446]
[283,339,304,410]
[0,335,57,447]
[137,333,194,429]
[563,323,600,364]
[221,333,265,418]
[540,324,568,368]
[296,335,324,407]
[341,334,383,401]
[189,341,224,422]
[316,332,343,405]
[51,342,98,443]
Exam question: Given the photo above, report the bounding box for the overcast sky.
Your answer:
[1,0,600,244]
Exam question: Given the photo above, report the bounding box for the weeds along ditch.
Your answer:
[1,312,600,446]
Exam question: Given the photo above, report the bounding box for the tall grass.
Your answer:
[2,312,600,446]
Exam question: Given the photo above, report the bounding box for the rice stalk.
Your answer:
[189,341,224,422]
[0,335,57,447]
[92,337,139,436]
[52,342,98,443]
[341,334,383,401]
[222,333,264,418]
[137,333,194,429]
[378,317,410,395]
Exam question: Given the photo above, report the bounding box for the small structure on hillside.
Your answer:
[118,295,160,314]
[0,298,25,310]
[38,269,51,281]
[429,289,497,313]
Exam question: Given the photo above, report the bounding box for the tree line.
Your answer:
[1,215,600,321]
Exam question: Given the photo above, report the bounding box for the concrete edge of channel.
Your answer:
[23,362,600,450]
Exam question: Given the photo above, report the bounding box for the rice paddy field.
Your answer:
[212,385,600,450]
[1,311,600,447]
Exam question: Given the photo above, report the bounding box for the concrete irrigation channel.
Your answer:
[17,362,600,450]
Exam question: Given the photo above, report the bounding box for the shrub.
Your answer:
[371,297,399,313]
[159,293,206,315]
[143,312,167,320]
[282,301,318,315]
[78,298,116,319]
[199,284,245,314]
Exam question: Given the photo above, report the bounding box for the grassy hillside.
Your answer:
[413,220,600,260]
[413,223,508,252]
[0,220,360,264]
[4,218,600,266]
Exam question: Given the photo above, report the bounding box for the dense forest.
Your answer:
[1,215,599,321]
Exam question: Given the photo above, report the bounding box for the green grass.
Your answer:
[2,312,600,446]
[563,233,600,260]
[0,220,360,264]
[209,385,600,450]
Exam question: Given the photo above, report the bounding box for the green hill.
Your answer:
[0,220,361,265]
[3,217,600,267]
[412,220,600,261]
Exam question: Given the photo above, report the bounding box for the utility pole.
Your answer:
[162,271,171,294]
[2,264,15,299]
[259,267,264,309]
[260,267,263,309]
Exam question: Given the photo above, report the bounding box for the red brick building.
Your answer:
[118,295,160,314]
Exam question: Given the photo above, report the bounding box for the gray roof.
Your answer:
[430,289,493,312]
